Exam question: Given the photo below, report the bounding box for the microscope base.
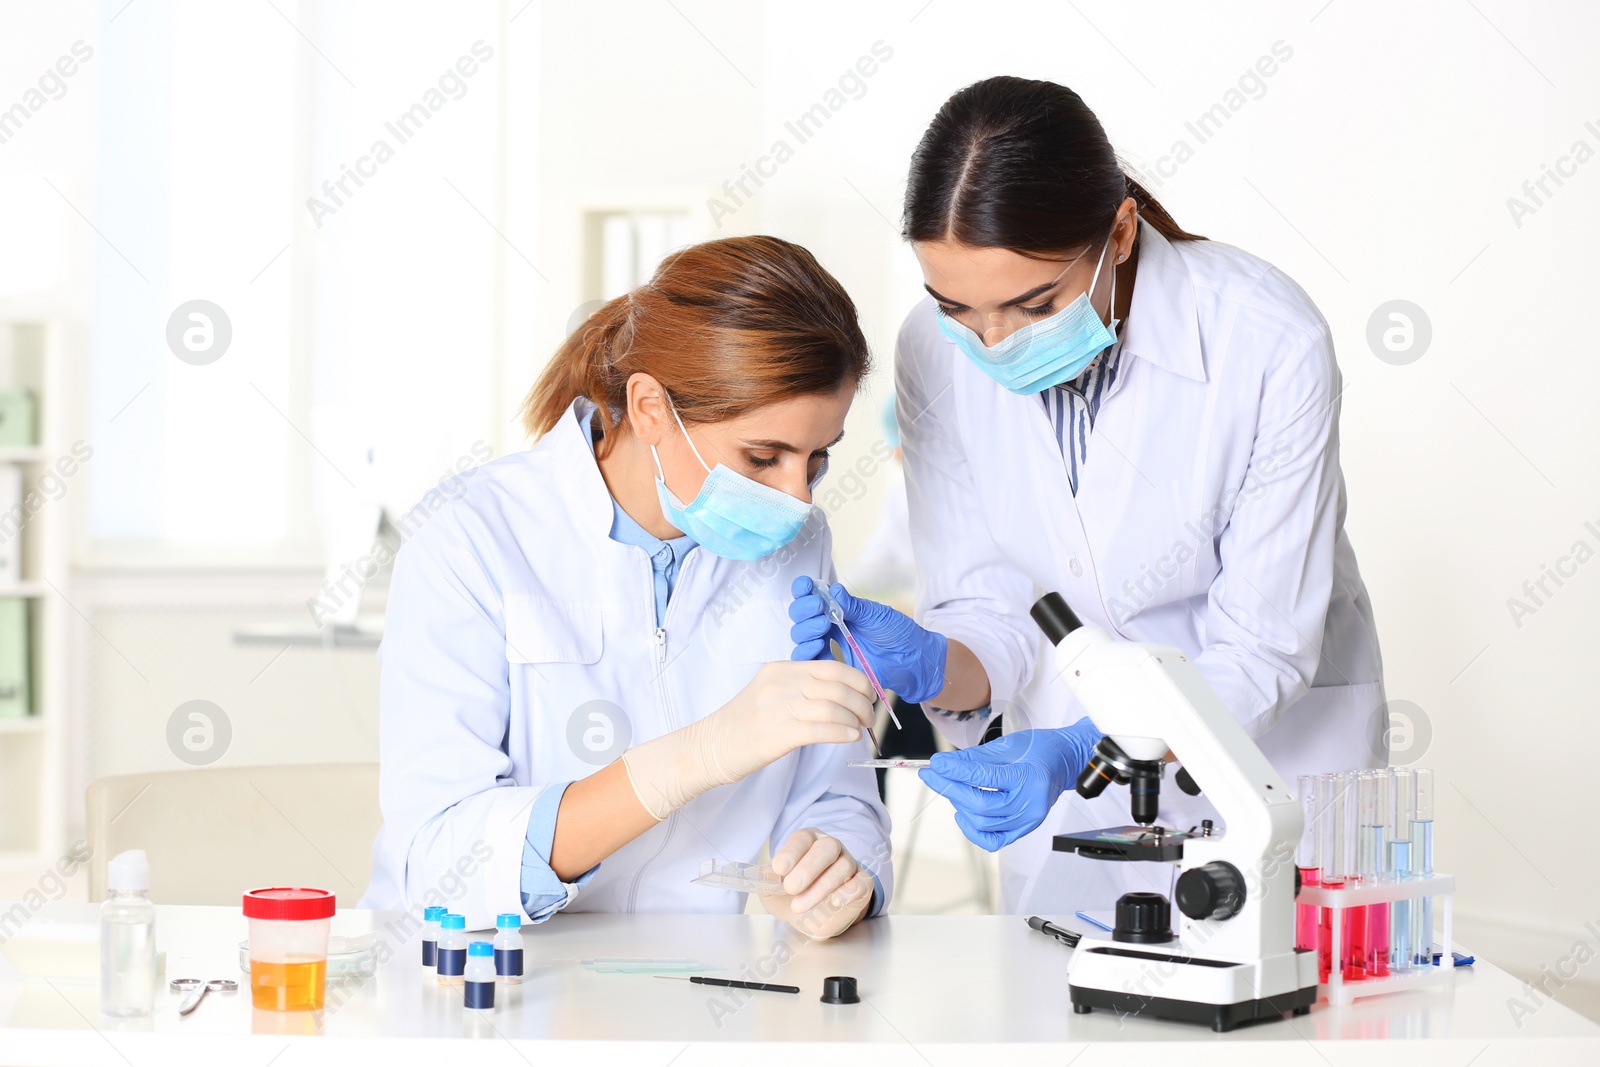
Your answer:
[1067,940,1319,1032]
[1069,984,1315,1033]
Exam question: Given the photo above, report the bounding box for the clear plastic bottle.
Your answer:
[464,942,496,1009]
[100,850,156,1017]
[493,913,524,984]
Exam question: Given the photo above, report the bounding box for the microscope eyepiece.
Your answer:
[1030,593,1082,644]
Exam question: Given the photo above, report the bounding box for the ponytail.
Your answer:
[1123,173,1205,243]
[522,294,634,440]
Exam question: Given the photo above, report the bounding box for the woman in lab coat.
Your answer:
[790,77,1385,913]
[363,235,891,936]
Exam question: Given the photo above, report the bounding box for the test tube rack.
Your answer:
[1297,872,1455,1006]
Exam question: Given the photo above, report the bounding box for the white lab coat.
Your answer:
[896,220,1385,914]
[361,400,892,929]
[844,467,915,596]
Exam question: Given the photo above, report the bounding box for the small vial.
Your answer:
[464,942,496,1009]
[100,850,156,1017]
[1294,774,1321,953]
[1412,768,1436,966]
[494,913,524,983]
[436,913,467,986]
[421,905,446,967]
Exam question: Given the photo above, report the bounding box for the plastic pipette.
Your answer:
[815,584,902,730]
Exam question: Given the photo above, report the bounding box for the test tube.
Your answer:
[1341,771,1369,981]
[1388,768,1415,973]
[1367,769,1392,976]
[1295,774,1321,953]
[1317,773,1347,983]
[1411,768,1435,966]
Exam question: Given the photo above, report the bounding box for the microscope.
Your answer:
[1031,592,1317,1032]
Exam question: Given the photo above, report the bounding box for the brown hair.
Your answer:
[522,235,871,443]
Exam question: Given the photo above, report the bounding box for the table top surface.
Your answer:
[3,903,1598,1064]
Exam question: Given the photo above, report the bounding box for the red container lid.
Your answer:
[243,887,336,920]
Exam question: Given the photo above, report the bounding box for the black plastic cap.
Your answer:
[1031,593,1083,644]
[820,975,860,1004]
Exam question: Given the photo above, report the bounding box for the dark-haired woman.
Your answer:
[363,236,890,939]
[789,77,1385,912]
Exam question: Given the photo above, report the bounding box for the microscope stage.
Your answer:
[1052,825,1205,863]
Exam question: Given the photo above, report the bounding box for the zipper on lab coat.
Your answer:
[626,551,695,912]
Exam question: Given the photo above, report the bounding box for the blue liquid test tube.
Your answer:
[1411,768,1435,966]
[1388,768,1415,973]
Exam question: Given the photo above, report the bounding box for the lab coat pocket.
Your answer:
[503,595,604,664]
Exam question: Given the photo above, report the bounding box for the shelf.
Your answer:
[0,319,65,864]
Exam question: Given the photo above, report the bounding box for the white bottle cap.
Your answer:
[107,849,149,892]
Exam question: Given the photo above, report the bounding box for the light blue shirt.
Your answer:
[520,445,698,919]
[607,497,698,627]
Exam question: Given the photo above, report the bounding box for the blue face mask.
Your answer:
[936,232,1119,395]
[651,398,825,562]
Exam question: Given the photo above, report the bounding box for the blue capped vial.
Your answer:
[493,913,524,983]
[464,942,496,1009]
[435,913,467,986]
[421,905,446,967]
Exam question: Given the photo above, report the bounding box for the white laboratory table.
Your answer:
[3,903,1598,1066]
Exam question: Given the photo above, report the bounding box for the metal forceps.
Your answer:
[170,977,238,1015]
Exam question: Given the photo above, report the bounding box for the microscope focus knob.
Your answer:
[1176,862,1246,922]
[1112,892,1174,944]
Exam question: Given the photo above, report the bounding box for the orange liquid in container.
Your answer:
[251,957,327,1011]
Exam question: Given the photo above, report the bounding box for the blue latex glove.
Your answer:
[787,576,948,704]
[917,720,1103,852]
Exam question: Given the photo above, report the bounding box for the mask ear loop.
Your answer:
[648,391,714,491]
[1085,231,1113,323]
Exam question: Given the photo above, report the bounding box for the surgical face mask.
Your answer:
[935,232,1119,395]
[650,398,825,562]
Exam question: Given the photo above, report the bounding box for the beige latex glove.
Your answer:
[759,828,875,940]
[621,660,875,821]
